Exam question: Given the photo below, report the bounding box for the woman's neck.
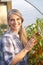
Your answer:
[10,28,19,35]
[14,31,18,35]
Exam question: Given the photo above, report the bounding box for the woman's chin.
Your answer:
[11,26,19,32]
[12,28,18,31]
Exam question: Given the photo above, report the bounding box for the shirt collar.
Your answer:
[8,29,19,38]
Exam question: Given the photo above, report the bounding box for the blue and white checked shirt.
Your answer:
[1,29,28,65]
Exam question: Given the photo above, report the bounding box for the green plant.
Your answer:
[26,18,43,65]
[0,24,8,39]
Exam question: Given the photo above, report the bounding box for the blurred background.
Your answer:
[0,0,43,26]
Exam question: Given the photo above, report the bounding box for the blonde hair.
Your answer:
[19,25,28,47]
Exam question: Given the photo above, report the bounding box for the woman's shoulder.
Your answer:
[1,30,12,40]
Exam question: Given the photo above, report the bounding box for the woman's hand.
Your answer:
[25,36,37,52]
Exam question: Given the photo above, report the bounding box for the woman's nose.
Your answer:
[14,20,18,25]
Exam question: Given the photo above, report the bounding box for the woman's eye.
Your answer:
[10,19,15,21]
[17,18,20,20]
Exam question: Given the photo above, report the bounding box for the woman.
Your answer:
[1,9,37,65]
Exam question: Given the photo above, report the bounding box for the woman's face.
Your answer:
[8,14,22,32]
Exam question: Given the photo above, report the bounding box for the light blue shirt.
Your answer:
[1,29,28,65]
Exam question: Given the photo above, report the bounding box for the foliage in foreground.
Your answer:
[26,18,43,65]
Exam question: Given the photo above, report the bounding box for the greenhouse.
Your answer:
[0,0,43,65]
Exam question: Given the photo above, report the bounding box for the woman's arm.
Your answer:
[2,37,28,65]
[2,36,37,65]
[11,36,37,65]
[11,48,28,65]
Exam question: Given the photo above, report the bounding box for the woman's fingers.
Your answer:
[25,36,37,52]
[30,36,37,44]
[25,41,34,51]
